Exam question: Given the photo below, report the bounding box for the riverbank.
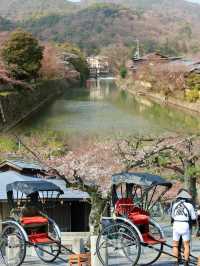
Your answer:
[0,78,79,132]
[117,76,200,115]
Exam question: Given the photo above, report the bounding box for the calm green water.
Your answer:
[17,79,200,138]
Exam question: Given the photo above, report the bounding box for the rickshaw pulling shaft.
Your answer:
[26,238,75,264]
[143,241,198,266]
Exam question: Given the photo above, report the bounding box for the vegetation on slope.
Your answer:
[1,0,200,56]
[0,0,78,20]
[18,1,200,55]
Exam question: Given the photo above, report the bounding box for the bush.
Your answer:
[186,73,200,91]
[120,66,127,79]
[0,136,18,153]
[185,89,199,102]
[1,29,43,80]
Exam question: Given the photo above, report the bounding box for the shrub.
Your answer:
[0,136,18,152]
[120,66,127,79]
[185,89,199,102]
[186,73,200,91]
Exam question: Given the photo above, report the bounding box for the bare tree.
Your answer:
[117,135,200,201]
[48,168,109,235]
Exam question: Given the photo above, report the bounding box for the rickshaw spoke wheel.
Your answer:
[138,221,163,266]
[1,224,26,266]
[96,222,141,266]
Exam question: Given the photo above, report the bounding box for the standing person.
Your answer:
[196,206,200,237]
[171,190,197,266]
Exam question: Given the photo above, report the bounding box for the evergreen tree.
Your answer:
[1,29,43,80]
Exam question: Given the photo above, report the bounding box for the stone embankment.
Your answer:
[117,77,200,115]
[0,79,78,131]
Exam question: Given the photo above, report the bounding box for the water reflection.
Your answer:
[87,78,112,100]
[16,79,200,138]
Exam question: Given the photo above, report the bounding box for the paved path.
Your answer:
[1,224,199,265]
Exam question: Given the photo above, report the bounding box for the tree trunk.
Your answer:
[190,176,197,203]
[184,175,197,202]
[89,197,107,235]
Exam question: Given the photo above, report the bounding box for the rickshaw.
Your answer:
[0,178,64,266]
[96,172,197,266]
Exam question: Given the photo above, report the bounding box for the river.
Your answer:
[17,78,200,140]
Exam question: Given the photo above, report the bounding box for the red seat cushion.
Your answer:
[29,233,52,244]
[21,216,48,225]
[128,212,149,225]
[115,198,135,216]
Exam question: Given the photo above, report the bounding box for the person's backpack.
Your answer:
[173,200,192,229]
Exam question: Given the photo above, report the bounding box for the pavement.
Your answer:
[1,223,200,266]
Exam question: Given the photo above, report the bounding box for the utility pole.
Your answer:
[134,39,140,60]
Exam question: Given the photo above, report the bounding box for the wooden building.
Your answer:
[0,159,46,176]
[0,160,90,232]
[132,52,181,72]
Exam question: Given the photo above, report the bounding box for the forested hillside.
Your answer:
[20,2,200,55]
[0,0,78,20]
[1,0,200,56]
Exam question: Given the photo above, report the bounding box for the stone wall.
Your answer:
[0,79,77,131]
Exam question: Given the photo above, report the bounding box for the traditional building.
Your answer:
[0,159,45,176]
[87,56,110,77]
[132,52,181,71]
[0,160,90,232]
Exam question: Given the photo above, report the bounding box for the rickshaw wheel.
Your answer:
[1,224,26,266]
[138,221,163,266]
[96,222,141,266]
[34,221,61,262]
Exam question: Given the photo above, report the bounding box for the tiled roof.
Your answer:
[0,159,45,171]
[0,170,89,201]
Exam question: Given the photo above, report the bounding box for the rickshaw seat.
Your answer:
[115,198,135,215]
[21,216,48,225]
[128,212,149,225]
[29,233,52,244]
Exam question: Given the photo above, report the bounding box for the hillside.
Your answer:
[0,0,78,20]
[81,0,200,11]
[2,0,200,56]
[20,2,200,55]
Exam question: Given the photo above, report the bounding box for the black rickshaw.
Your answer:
[0,178,64,266]
[96,172,198,266]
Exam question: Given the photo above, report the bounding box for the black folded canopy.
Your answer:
[112,172,172,188]
[7,180,64,196]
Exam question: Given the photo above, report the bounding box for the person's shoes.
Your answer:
[178,258,183,264]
